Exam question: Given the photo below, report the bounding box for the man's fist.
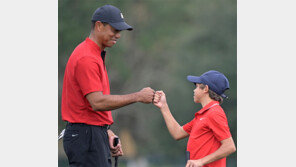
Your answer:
[137,87,155,103]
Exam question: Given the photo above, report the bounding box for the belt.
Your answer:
[67,122,111,130]
[103,124,111,130]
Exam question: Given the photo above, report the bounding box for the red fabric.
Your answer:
[183,101,231,167]
[62,38,113,126]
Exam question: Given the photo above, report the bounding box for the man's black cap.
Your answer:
[91,5,133,31]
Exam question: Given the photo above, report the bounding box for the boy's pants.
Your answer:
[63,123,112,167]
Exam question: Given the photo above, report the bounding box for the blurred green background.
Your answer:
[58,0,237,166]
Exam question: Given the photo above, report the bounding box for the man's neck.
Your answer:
[89,32,105,50]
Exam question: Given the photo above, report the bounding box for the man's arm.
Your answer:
[153,91,189,140]
[86,87,155,111]
[186,137,236,167]
[107,129,123,157]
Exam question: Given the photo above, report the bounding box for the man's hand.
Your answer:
[185,159,203,167]
[137,87,155,103]
[107,130,123,157]
[153,91,167,109]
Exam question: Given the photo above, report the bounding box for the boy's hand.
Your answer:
[153,91,167,109]
[185,159,203,167]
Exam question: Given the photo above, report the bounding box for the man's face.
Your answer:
[100,24,121,48]
[193,83,205,103]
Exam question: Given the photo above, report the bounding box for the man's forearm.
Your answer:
[89,92,140,111]
[87,87,154,111]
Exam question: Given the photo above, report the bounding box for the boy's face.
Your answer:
[193,83,207,103]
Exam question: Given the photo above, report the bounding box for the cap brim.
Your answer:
[109,22,133,31]
[187,75,202,84]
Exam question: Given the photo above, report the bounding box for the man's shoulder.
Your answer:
[70,44,100,62]
[72,40,94,56]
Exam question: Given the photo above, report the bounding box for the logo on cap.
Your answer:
[120,13,124,19]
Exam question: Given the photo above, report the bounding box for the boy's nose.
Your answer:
[115,32,121,39]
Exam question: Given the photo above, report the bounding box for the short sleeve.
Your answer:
[75,57,103,96]
[207,110,231,141]
[183,118,196,134]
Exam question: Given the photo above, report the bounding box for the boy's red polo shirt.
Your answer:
[183,101,231,167]
[61,37,113,126]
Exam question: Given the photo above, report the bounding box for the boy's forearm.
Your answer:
[199,137,236,165]
[160,104,185,140]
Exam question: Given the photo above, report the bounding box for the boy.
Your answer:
[153,70,236,167]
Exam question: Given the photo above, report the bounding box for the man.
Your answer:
[61,5,155,167]
[153,70,236,167]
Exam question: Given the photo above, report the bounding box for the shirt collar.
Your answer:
[195,101,219,116]
[85,37,106,61]
[86,37,107,53]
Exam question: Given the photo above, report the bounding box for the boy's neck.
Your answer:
[200,96,214,108]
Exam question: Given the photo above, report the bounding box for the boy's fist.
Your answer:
[153,91,167,109]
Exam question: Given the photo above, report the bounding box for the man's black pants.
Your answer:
[63,123,112,167]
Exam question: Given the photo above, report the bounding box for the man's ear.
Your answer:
[95,21,104,32]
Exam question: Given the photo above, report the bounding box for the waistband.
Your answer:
[66,122,111,130]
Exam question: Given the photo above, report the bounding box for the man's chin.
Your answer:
[104,44,115,48]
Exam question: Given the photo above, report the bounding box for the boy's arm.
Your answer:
[186,137,236,167]
[160,104,189,140]
[154,91,189,140]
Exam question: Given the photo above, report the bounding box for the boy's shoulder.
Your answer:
[206,105,226,117]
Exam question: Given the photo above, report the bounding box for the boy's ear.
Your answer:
[204,85,209,93]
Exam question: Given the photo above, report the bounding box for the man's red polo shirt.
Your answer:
[183,101,231,167]
[61,37,113,126]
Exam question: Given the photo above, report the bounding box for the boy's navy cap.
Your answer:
[187,70,230,98]
[91,5,133,31]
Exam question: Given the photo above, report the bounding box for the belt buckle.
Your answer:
[106,125,110,130]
